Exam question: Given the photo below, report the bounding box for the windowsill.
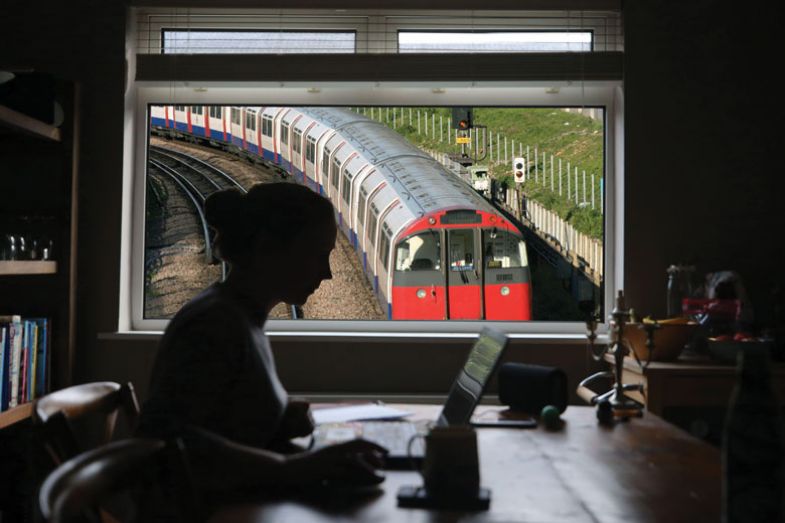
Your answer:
[98,330,608,344]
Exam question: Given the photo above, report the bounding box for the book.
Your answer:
[0,315,23,409]
[0,325,6,410]
[29,318,48,399]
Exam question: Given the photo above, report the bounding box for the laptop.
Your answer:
[311,327,509,468]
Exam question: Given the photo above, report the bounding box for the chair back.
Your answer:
[34,382,140,465]
[39,438,201,523]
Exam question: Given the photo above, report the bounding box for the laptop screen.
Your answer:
[436,327,508,426]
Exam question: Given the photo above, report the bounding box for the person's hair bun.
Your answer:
[205,189,245,232]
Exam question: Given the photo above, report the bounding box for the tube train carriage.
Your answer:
[150,105,532,320]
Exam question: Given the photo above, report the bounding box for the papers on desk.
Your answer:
[312,403,412,425]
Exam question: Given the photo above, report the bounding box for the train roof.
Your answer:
[296,107,498,219]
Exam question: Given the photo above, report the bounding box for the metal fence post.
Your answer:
[534,147,538,183]
[559,158,563,196]
[551,155,555,192]
[592,174,595,210]
[582,170,586,204]
[574,167,579,204]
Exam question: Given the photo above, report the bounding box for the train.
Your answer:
[150,104,531,320]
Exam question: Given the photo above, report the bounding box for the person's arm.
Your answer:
[182,426,386,491]
[274,398,315,440]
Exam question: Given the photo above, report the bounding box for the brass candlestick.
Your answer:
[578,290,659,419]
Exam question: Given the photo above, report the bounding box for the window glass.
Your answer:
[209,106,222,118]
[484,230,527,269]
[142,103,607,323]
[293,130,302,154]
[262,116,273,137]
[367,203,379,247]
[358,186,369,226]
[448,229,475,271]
[162,30,356,54]
[399,31,592,53]
[396,231,441,271]
[379,225,392,270]
[281,123,289,145]
[331,157,341,189]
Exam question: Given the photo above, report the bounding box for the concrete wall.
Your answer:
[1,1,780,404]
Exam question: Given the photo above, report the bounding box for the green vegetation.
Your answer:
[360,107,604,239]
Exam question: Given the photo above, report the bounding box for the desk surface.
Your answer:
[209,406,720,523]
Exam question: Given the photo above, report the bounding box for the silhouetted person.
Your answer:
[138,183,385,504]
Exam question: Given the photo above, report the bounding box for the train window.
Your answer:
[367,203,379,247]
[396,231,441,271]
[262,116,273,137]
[379,225,392,270]
[357,186,369,226]
[306,136,316,163]
[341,169,353,203]
[245,112,256,131]
[448,229,476,271]
[208,106,222,119]
[483,230,527,269]
[281,122,289,145]
[190,106,203,115]
[331,157,341,190]
[231,108,241,125]
[293,129,302,154]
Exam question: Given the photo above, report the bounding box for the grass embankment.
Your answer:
[363,107,604,239]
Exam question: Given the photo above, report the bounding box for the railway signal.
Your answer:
[514,157,526,183]
[451,107,473,129]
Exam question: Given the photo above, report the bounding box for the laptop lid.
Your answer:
[435,327,509,427]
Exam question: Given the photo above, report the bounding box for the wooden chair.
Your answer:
[33,382,140,466]
[38,438,201,523]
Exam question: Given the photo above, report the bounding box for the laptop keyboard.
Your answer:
[361,421,425,456]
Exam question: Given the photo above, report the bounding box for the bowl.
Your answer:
[624,321,699,362]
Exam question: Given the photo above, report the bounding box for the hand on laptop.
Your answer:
[303,439,388,487]
[278,399,316,439]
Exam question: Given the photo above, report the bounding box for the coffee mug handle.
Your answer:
[407,432,426,476]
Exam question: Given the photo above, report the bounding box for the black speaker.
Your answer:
[498,363,568,414]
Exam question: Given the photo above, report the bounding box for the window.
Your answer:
[209,106,222,119]
[331,157,341,190]
[396,231,441,271]
[358,186,369,227]
[399,31,593,53]
[160,30,356,54]
[379,224,392,270]
[342,169,353,204]
[306,136,316,163]
[245,111,256,131]
[484,230,527,269]
[293,129,302,154]
[262,115,273,137]
[367,203,380,247]
[129,7,622,333]
[190,106,203,115]
[174,105,185,112]
[281,122,289,146]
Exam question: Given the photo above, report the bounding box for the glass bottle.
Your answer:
[722,346,785,523]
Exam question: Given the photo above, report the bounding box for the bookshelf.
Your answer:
[0,79,79,423]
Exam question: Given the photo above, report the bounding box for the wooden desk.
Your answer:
[208,406,720,523]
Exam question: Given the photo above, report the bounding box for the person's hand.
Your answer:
[278,399,315,439]
[289,439,388,487]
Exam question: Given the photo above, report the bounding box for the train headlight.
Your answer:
[416,289,427,299]
[500,286,510,296]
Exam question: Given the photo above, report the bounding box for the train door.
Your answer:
[445,228,482,319]
[391,229,446,320]
[481,229,532,320]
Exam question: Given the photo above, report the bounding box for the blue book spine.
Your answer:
[31,318,49,399]
[0,325,6,411]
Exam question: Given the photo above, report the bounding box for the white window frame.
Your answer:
[125,80,622,339]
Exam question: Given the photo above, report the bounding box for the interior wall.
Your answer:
[1,0,780,405]
[623,1,783,322]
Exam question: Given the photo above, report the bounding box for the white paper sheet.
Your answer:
[312,403,412,425]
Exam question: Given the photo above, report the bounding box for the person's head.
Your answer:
[205,183,337,306]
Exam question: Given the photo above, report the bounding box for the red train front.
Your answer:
[391,209,531,321]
